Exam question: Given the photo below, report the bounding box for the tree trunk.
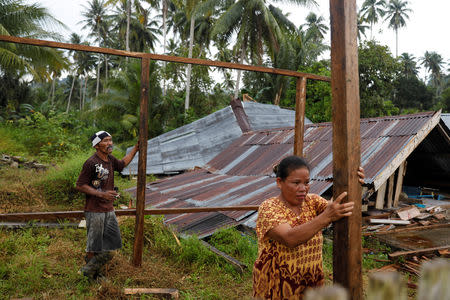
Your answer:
[67,74,76,113]
[184,13,195,112]
[79,76,83,110]
[234,47,245,99]
[96,55,100,100]
[50,76,56,105]
[395,28,398,57]
[105,56,108,92]
[126,0,130,52]
[162,0,167,97]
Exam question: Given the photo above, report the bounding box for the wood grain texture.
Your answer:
[133,58,150,267]
[329,0,363,299]
[294,77,307,157]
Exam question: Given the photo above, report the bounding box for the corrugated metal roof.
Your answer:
[127,111,449,238]
[122,101,312,175]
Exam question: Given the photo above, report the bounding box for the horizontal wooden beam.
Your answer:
[0,206,259,221]
[363,223,449,236]
[0,35,330,81]
[388,245,450,259]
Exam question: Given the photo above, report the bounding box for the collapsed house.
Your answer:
[122,99,311,175]
[127,110,450,238]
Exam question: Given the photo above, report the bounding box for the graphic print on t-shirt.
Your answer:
[92,163,110,189]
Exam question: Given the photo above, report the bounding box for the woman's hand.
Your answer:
[358,167,365,185]
[324,192,355,222]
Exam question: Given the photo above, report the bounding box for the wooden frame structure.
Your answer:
[0,1,362,295]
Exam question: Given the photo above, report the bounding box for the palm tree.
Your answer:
[384,0,411,57]
[302,12,328,42]
[106,0,131,52]
[212,0,317,99]
[80,0,111,98]
[0,0,67,80]
[359,0,386,40]
[357,12,369,42]
[421,51,445,95]
[399,52,417,79]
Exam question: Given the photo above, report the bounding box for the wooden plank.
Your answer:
[363,223,450,236]
[369,219,410,225]
[294,77,307,157]
[393,162,406,207]
[133,58,150,267]
[124,288,179,299]
[389,246,450,259]
[386,173,395,208]
[330,1,363,299]
[0,206,260,222]
[375,181,387,209]
[373,111,441,190]
[0,35,330,81]
[200,240,246,274]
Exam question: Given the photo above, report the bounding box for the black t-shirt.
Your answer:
[76,153,125,212]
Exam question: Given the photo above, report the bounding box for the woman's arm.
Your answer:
[266,192,354,248]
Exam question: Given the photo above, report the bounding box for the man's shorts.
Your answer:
[85,211,122,253]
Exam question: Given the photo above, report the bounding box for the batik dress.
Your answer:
[253,194,328,299]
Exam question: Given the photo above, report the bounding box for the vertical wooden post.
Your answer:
[375,182,387,209]
[393,162,406,207]
[386,173,395,208]
[133,58,150,267]
[294,76,307,157]
[329,1,362,299]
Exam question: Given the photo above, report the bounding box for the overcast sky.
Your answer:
[36,0,449,79]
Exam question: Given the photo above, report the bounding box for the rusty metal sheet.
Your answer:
[375,227,450,250]
[126,111,449,237]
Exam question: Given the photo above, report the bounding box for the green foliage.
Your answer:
[393,76,434,112]
[208,227,258,268]
[3,110,93,161]
[359,41,402,117]
[36,151,92,207]
[281,61,332,122]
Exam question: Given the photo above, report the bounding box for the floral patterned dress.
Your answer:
[253,194,328,300]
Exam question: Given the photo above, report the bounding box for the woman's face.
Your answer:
[277,167,310,206]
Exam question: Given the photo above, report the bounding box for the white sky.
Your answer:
[36,0,449,80]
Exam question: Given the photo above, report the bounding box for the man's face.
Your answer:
[95,136,113,154]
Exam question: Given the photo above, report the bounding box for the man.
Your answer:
[76,130,139,280]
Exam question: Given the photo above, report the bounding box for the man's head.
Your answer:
[90,131,113,154]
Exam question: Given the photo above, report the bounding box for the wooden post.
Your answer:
[367,272,406,300]
[329,1,362,299]
[392,162,406,207]
[375,181,387,209]
[294,76,307,157]
[386,173,395,208]
[133,58,150,267]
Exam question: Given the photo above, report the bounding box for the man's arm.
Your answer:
[122,141,139,167]
[76,184,118,202]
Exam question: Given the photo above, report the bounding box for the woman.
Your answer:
[253,155,364,299]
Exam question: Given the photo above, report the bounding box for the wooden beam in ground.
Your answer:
[330,0,363,299]
[124,288,179,299]
[200,240,246,274]
[393,162,406,207]
[0,35,330,81]
[294,77,307,157]
[0,206,260,222]
[133,58,150,267]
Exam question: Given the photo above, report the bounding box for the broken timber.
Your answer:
[200,240,247,274]
[389,246,450,260]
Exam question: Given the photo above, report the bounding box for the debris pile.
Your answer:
[363,203,449,234]
[0,154,48,170]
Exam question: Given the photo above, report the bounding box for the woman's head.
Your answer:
[275,156,311,206]
[275,156,310,180]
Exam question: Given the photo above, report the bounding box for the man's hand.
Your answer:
[100,190,119,201]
